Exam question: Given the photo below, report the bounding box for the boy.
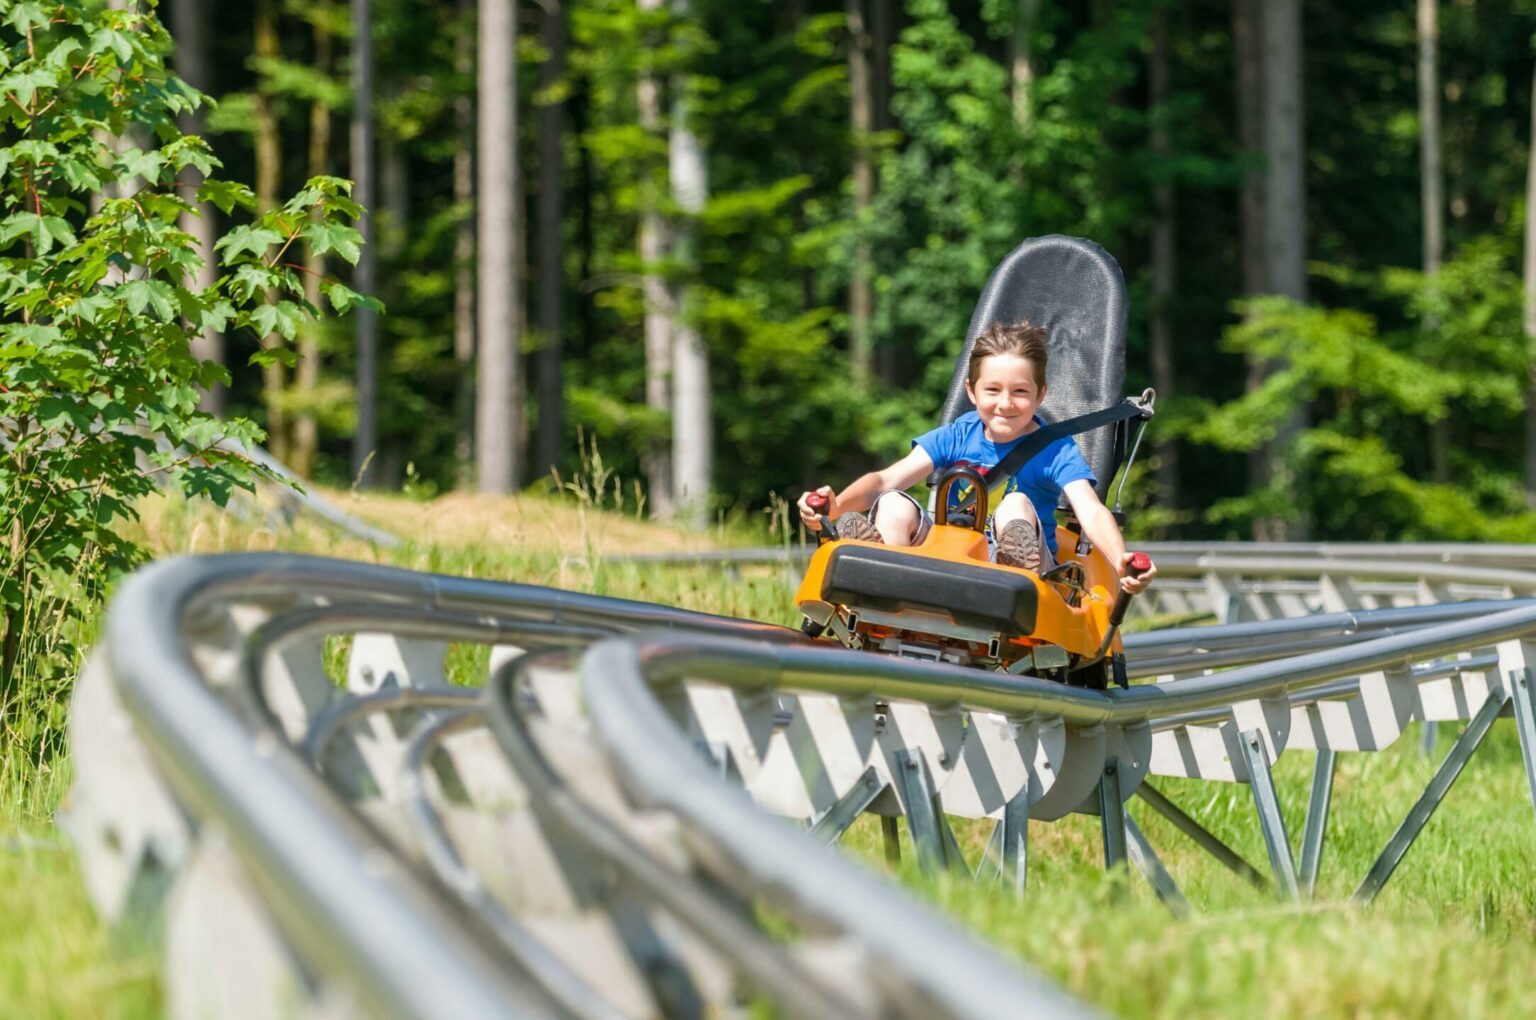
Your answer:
[797,321,1155,595]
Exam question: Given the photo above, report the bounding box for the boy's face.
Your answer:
[965,353,1046,443]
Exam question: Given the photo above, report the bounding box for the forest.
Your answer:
[7,0,1536,604]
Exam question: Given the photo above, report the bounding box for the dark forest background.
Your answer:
[161,0,1536,542]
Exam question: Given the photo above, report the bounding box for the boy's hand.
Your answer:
[1118,552,1156,595]
[798,486,838,531]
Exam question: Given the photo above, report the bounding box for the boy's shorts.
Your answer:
[868,489,1056,569]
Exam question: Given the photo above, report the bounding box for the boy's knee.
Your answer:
[995,491,1036,522]
[872,493,919,544]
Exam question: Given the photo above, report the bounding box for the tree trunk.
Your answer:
[847,0,874,385]
[171,0,224,416]
[1261,1,1305,305]
[476,0,521,493]
[1149,2,1178,513]
[1233,0,1271,531]
[536,0,567,482]
[1010,0,1039,133]
[638,0,674,517]
[351,0,379,485]
[1524,63,1536,507]
[871,0,891,133]
[1419,0,1450,484]
[454,0,476,486]
[670,0,711,527]
[292,4,333,479]
[255,0,287,463]
[1260,0,1307,540]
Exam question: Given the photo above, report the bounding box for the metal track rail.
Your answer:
[68,554,1089,1019]
[66,547,1536,1018]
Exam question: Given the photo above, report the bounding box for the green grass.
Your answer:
[844,722,1536,1018]
[12,488,1536,1017]
[0,762,158,1019]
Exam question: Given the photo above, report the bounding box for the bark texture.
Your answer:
[536,0,567,481]
[669,0,711,526]
[1149,3,1178,512]
[292,5,333,479]
[171,0,224,415]
[351,0,380,484]
[476,0,521,493]
[255,0,287,462]
[637,0,674,517]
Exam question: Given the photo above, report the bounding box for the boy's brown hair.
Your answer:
[967,321,1049,388]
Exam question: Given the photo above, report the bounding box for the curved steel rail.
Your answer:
[72,553,1091,1019]
[66,546,1536,1018]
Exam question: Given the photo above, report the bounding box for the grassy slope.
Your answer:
[13,487,1536,1018]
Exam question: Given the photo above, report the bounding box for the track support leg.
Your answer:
[894,750,947,875]
[1098,758,1127,870]
[979,785,1030,898]
[1353,683,1509,905]
[1239,727,1299,901]
[808,767,886,846]
[1134,783,1268,889]
[1508,666,1536,821]
[1298,749,1336,899]
[1124,809,1190,918]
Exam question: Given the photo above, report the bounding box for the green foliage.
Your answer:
[1174,239,1536,541]
[0,0,370,709]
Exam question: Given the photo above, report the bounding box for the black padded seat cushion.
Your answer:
[938,235,1128,501]
[821,545,1037,636]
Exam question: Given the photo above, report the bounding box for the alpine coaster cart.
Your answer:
[795,236,1155,688]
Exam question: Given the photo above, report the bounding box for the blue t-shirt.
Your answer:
[913,412,1096,556]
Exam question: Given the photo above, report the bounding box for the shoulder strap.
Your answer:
[953,396,1154,511]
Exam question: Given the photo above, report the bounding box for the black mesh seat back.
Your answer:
[937,235,1128,498]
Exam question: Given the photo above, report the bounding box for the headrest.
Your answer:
[937,236,1128,496]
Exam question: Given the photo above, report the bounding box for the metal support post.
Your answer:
[1298,749,1336,899]
[936,806,969,877]
[1134,783,1268,890]
[1353,683,1509,905]
[979,785,1030,898]
[1098,758,1127,870]
[1507,667,1536,820]
[1419,721,1438,756]
[808,767,886,846]
[1123,810,1190,918]
[1239,728,1299,901]
[894,750,945,875]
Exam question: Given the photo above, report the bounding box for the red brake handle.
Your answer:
[806,492,829,510]
[1126,552,1152,576]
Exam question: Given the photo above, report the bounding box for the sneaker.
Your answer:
[995,519,1042,571]
[836,512,882,543]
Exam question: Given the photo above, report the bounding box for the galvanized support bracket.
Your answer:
[1419,721,1438,757]
[1098,758,1127,870]
[1297,749,1336,899]
[1507,667,1536,820]
[1133,783,1268,890]
[1239,727,1299,901]
[1354,682,1510,905]
[808,767,886,846]
[893,750,946,875]
[978,785,1030,899]
[936,806,969,878]
[1123,810,1190,918]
